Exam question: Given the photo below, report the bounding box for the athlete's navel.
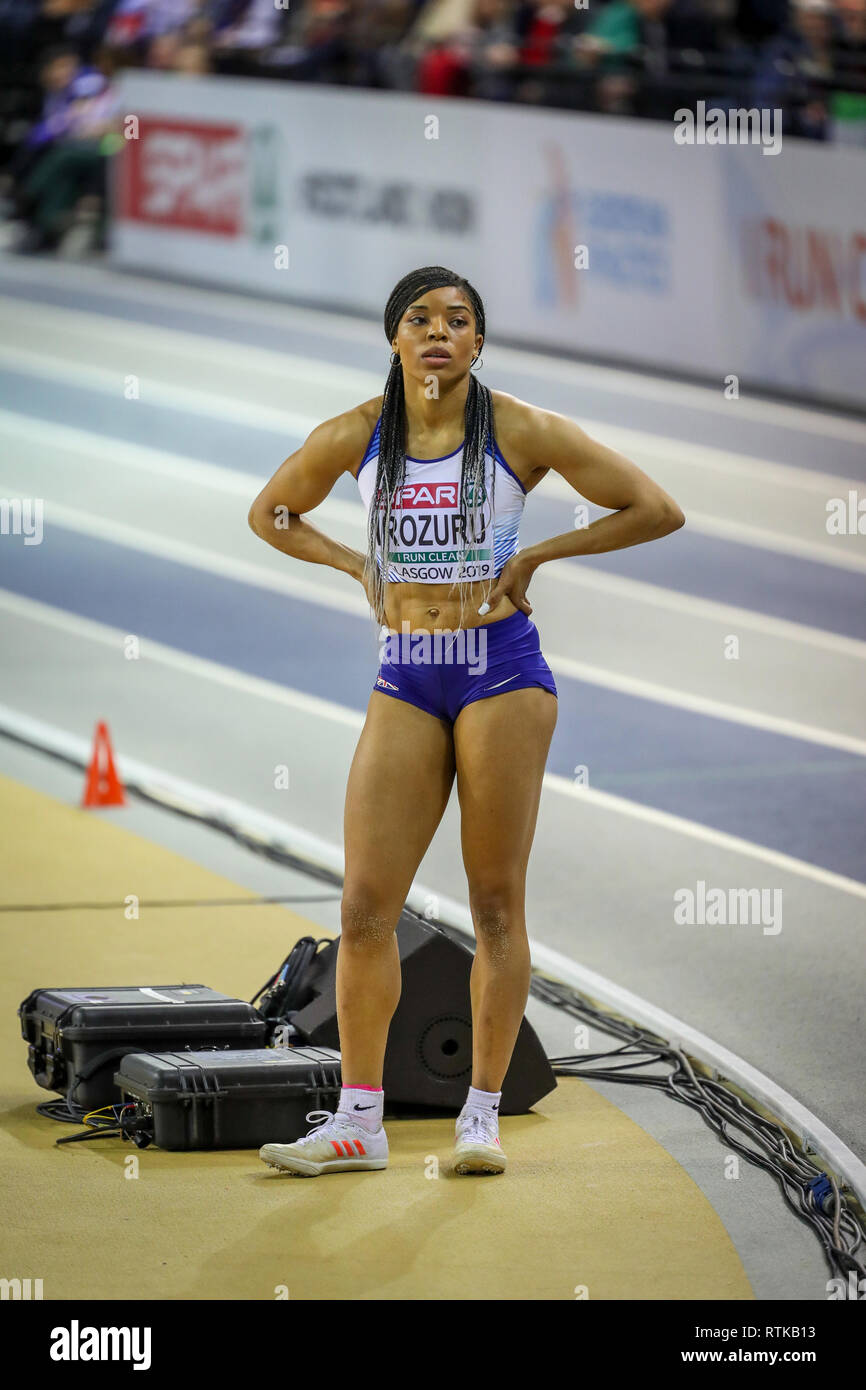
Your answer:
[427,607,440,618]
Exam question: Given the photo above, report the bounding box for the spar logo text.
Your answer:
[376,480,489,552]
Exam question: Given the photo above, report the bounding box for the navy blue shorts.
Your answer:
[373,608,558,725]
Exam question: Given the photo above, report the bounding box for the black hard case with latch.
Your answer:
[19,985,268,1110]
[115,1045,343,1149]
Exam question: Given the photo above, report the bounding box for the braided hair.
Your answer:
[363,266,496,633]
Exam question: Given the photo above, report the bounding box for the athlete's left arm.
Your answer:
[520,406,685,567]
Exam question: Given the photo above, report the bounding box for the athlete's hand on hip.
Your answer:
[478,554,535,617]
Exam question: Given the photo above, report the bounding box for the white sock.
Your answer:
[337,1085,384,1133]
[463,1085,502,1123]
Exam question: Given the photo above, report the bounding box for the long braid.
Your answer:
[362,353,407,630]
[363,266,497,632]
[453,372,496,631]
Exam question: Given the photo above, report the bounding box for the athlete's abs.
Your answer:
[380,581,519,633]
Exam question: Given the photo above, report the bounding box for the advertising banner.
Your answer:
[110,73,866,410]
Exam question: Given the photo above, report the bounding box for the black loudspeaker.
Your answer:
[289,907,556,1115]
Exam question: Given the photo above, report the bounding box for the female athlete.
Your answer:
[249,265,685,1177]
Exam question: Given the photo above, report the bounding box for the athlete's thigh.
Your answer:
[344,691,456,911]
[453,688,557,892]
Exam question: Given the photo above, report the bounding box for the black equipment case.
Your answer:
[115,1046,342,1150]
[19,986,268,1111]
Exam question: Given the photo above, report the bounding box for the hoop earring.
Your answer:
[471,354,483,370]
[390,351,400,365]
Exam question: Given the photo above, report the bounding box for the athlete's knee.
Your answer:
[468,884,525,947]
[340,888,400,949]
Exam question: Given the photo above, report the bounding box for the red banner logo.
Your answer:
[119,119,245,237]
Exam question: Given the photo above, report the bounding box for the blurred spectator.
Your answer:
[399,0,469,91]
[753,0,836,138]
[415,37,468,91]
[174,37,212,69]
[734,0,790,44]
[517,0,582,67]
[9,44,82,191]
[0,0,41,24]
[147,29,184,65]
[462,0,521,99]
[211,0,284,50]
[264,0,352,82]
[575,0,720,69]
[343,0,416,88]
[105,0,198,44]
[831,0,866,140]
[104,0,250,55]
[10,43,121,251]
[141,19,213,67]
[836,0,866,62]
[502,0,590,104]
[408,0,473,43]
[0,0,43,59]
[42,0,122,62]
[572,0,721,115]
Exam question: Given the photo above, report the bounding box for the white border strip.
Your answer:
[2,700,863,1208]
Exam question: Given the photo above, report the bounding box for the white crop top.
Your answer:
[355,415,527,584]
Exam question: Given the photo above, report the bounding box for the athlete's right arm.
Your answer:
[248,406,376,581]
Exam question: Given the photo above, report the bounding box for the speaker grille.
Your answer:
[417,1015,473,1080]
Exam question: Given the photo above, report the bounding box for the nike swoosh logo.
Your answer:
[484,673,521,692]
[354,1104,375,1110]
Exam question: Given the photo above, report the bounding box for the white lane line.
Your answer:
[487,346,866,445]
[6,490,369,617]
[0,314,377,396]
[0,346,320,440]
[0,590,366,731]
[2,589,866,901]
[3,261,864,444]
[5,407,865,659]
[548,653,866,755]
[543,772,866,899]
[548,563,866,661]
[0,256,386,346]
[546,477,866,572]
[673,512,866,574]
[0,408,265,496]
[8,494,866,756]
[1,693,864,1205]
[540,418,864,494]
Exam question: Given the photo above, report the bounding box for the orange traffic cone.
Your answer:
[81,721,126,808]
